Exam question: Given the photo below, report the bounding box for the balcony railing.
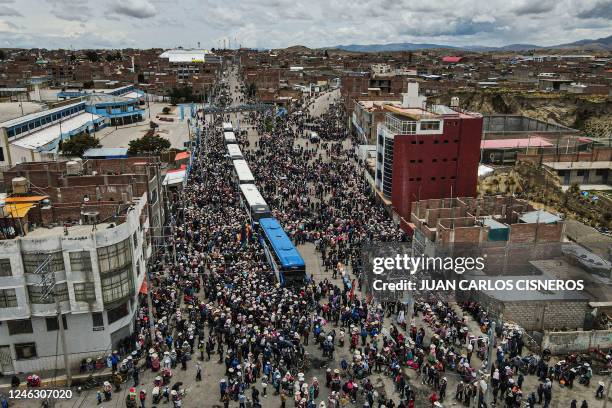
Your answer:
[385,114,416,135]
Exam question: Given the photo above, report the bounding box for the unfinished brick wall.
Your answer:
[509,223,538,243]
[503,301,588,331]
[468,291,588,331]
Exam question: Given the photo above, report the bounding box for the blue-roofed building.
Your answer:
[258,217,306,286]
[57,84,142,101]
[0,86,145,165]
[0,101,104,165]
[84,94,144,126]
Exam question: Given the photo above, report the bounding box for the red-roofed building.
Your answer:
[442,56,463,64]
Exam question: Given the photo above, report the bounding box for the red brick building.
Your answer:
[375,83,483,231]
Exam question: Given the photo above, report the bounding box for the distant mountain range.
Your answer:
[330,35,612,52]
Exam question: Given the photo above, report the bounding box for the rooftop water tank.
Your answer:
[11,177,29,194]
[66,160,82,176]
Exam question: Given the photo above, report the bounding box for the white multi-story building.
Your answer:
[0,193,151,374]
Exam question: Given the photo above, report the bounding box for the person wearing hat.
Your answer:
[596,381,605,399]
[125,387,137,408]
[138,390,146,408]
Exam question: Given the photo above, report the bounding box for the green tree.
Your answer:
[60,134,100,157]
[0,50,5,60]
[128,134,171,155]
[169,86,195,104]
[85,50,100,62]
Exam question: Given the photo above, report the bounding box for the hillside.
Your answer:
[329,35,612,52]
[436,91,612,139]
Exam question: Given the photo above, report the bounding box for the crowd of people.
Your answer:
[84,66,608,408]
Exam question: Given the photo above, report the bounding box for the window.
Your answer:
[15,343,37,360]
[444,140,449,144]
[420,120,440,131]
[431,177,436,181]
[28,283,68,304]
[0,289,17,308]
[22,252,65,274]
[45,315,68,331]
[418,141,424,145]
[92,312,104,328]
[0,147,4,162]
[69,251,92,275]
[432,159,437,163]
[101,266,134,304]
[576,170,586,177]
[97,239,132,275]
[150,189,158,205]
[107,302,129,324]
[74,282,96,302]
[0,258,12,276]
[434,140,439,144]
[7,319,33,335]
[133,232,138,248]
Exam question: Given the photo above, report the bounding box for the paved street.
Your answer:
[6,66,610,408]
[97,102,192,150]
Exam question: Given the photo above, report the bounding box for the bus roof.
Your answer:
[222,122,233,130]
[224,131,237,143]
[239,184,268,207]
[227,144,243,158]
[259,217,305,268]
[233,159,255,182]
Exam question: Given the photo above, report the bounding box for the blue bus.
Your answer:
[258,217,306,286]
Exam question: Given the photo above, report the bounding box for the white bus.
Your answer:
[226,143,243,160]
[232,159,255,184]
[239,184,271,222]
[222,122,233,132]
[224,131,237,145]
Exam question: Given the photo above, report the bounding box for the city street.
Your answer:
[6,66,610,408]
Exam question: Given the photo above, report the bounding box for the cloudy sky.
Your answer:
[0,0,610,49]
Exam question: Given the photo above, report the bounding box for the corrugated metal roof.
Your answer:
[4,195,49,203]
[11,112,102,150]
[481,137,553,149]
[174,151,190,161]
[519,210,562,224]
[2,203,34,218]
[83,147,128,157]
[0,101,84,128]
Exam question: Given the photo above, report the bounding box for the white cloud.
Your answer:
[1,0,610,49]
[0,19,19,31]
[0,4,20,16]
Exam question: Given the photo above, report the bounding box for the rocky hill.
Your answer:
[438,91,612,138]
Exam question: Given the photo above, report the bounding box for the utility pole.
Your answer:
[483,321,496,407]
[35,256,72,387]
